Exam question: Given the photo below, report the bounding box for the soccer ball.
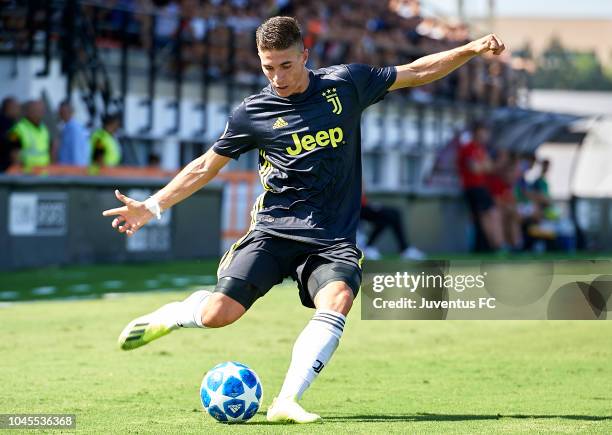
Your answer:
[199,361,263,423]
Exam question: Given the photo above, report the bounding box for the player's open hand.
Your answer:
[102,189,154,236]
[470,34,505,56]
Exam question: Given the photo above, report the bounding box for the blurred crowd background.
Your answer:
[1,0,611,267]
[0,0,523,172]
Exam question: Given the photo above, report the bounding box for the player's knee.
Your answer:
[315,282,354,315]
[201,294,244,328]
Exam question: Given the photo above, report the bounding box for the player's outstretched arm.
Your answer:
[102,148,231,236]
[388,34,505,91]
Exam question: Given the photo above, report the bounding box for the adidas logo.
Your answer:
[272,117,288,129]
[228,404,241,413]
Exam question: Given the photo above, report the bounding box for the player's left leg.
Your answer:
[117,283,249,350]
[267,258,361,423]
[118,230,287,350]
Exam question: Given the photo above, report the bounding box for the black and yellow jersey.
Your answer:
[212,63,396,245]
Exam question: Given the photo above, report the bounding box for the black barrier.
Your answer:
[0,175,222,270]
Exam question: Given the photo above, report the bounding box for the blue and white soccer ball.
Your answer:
[199,361,263,423]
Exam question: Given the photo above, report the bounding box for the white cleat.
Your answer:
[266,397,322,424]
[117,302,181,351]
[401,246,427,260]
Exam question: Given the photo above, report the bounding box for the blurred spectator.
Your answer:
[531,159,576,251]
[74,0,519,106]
[57,101,90,166]
[0,96,20,172]
[7,99,50,172]
[389,0,420,19]
[487,149,522,250]
[457,122,503,252]
[89,146,106,175]
[485,60,504,106]
[154,0,180,47]
[360,193,426,260]
[515,154,542,222]
[147,152,161,167]
[531,159,556,218]
[514,154,553,249]
[90,113,122,167]
[180,0,211,66]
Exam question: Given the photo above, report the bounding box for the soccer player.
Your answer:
[103,17,505,423]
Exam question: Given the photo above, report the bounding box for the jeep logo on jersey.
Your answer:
[322,88,342,114]
[286,127,344,156]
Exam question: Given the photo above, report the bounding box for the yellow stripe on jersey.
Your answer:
[258,150,274,191]
[218,192,266,276]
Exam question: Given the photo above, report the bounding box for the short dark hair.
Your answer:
[256,16,303,51]
[59,99,72,110]
[470,120,488,134]
[1,96,17,112]
[102,112,121,126]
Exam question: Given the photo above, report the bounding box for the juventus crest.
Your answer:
[322,88,343,115]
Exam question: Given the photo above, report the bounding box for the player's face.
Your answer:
[258,46,309,98]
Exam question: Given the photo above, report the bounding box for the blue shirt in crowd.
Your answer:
[58,118,90,166]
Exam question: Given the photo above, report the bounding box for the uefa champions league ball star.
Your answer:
[200,362,263,423]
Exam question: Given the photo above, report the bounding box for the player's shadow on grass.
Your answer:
[244,412,611,426]
[322,413,612,423]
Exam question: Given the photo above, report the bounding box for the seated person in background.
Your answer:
[531,159,557,219]
[530,159,576,251]
[90,113,122,167]
[359,193,426,260]
[515,154,557,250]
[514,154,541,221]
[7,100,50,172]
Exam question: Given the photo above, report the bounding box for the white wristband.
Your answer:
[144,197,162,220]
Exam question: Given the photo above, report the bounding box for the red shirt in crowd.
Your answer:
[487,174,510,199]
[457,140,489,189]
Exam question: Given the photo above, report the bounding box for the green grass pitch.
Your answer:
[1,272,611,433]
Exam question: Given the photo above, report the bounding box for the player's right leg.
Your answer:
[117,280,250,350]
[267,243,362,424]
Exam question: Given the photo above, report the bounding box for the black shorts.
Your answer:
[464,187,495,214]
[216,230,363,310]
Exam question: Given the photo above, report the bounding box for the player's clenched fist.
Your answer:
[469,33,505,56]
[102,189,154,236]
